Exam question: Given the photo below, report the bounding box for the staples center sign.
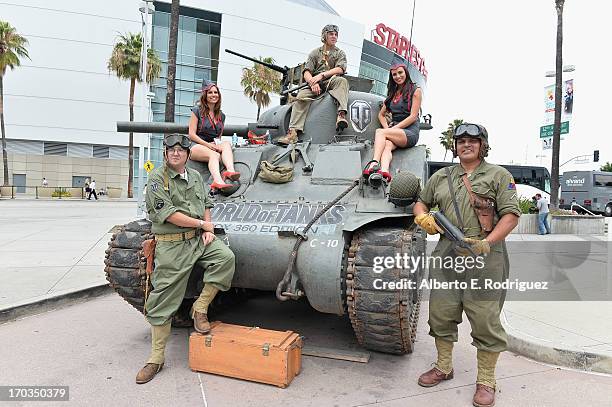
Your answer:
[373,23,428,79]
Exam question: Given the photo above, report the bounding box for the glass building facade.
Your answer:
[148,2,222,170]
[358,39,427,98]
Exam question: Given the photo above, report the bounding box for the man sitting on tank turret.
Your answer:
[277,24,349,145]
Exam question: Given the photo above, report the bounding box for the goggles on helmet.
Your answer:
[454,123,485,139]
[164,134,191,149]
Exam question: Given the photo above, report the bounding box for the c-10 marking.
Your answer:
[309,239,339,248]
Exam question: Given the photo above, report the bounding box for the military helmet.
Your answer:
[163,134,191,151]
[388,171,421,207]
[321,24,339,42]
[452,123,490,158]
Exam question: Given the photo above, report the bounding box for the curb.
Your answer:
[0,284,112,325]
[502,314,612,375]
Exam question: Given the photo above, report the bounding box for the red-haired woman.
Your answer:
[189,80,240,191]
[364,63,422,182]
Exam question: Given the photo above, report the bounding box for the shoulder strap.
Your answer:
[445,166,465,231]
[461,174,476,207]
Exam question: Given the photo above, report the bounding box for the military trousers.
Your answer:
[289,76,349,131]
[427,240,510,353]
[145,235,235,326]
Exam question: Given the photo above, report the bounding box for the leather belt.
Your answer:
[155,229,198,242]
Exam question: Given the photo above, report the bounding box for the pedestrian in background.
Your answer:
[535,193,551,235]
[87,179,98,200]
[41,178,48,187]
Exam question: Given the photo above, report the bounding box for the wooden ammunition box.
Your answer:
[189,322,302,388]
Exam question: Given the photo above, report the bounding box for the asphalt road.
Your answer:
[1,293,611,407]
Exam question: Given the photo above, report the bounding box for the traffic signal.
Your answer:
[594,150,600,162]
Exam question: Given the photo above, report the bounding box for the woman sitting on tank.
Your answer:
[363,63,422,182]
[188,80,240,192]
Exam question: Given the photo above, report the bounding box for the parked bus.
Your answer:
[560,171,612,216]
[427,162,551,193]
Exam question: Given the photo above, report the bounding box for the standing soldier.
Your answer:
[413,123,520,407]
[277,24,349,145]
[136,134,235,384]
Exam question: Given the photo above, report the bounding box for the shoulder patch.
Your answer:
[150,182,159,192]
[155,199,164,210]
[508,177,516,190]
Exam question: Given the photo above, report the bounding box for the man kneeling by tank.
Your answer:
[136,134,236,384]
[277,24,349,145]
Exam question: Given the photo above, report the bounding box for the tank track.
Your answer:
[104,219,153,313]
[345,226,426,354]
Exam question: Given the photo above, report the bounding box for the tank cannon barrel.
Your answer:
[116,121,248,137]
[225,49,288,74]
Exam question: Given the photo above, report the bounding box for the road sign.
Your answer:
[144,160,154,173]
[542,137,552,150]
[540,121,569,138]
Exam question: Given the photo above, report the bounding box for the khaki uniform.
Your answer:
[289,45,349,131]
[144,164,235,326]
[418,161,520,353]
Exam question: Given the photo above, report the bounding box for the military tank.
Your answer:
[105,51,430,354]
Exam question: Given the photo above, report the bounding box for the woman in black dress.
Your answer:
[364,63,422,182]
[188,80,240,191]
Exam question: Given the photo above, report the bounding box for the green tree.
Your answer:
[240,57,281,120]
[439,119,463,162]
[600,162,612,172]
[108,33,161,198]
[0,21,30,186]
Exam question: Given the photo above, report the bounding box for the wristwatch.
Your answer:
[198,219,205,229]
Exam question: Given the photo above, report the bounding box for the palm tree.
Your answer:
[240,57,281,120]
[0,21,29,186]
[600,162,612,172]
[439,119,463,161]
[108,33,161,198]
[550,0,565,209]
[164,0,180,123]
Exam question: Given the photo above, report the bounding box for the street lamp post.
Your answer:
[137,0,154,217]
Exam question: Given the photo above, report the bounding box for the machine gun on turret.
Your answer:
[225,49,293,105]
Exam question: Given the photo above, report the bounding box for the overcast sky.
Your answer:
[327,0,608,172]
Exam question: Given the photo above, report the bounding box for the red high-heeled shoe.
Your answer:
[381,171,392,182]
[222,171,241,181]
[210,181,233,192]
[363,160,379,179]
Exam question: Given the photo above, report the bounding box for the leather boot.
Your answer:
[418,338,454,387]
[136,322,171,384]
[191,284,219,334]
[136,363,164,384]
[277,128,298,145]
[473,350,500,407]
[417,366,454,387]
[473,384,496,407]
[336,111,348,132]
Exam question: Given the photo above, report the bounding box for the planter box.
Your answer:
[107,187,122,199]
[0,186,13,198]
[511,213,605,235]
[38,187,53,198]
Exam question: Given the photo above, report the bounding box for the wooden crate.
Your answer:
[189,322,302,388]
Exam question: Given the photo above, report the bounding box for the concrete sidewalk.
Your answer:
[1,200,611,375]
[0,199,137,320]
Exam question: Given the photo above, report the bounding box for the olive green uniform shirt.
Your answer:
[303,45,347,77]
[145,165,214,234]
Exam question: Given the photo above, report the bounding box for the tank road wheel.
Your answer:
[345,226,426,354]
[104,220,153,313]
[605,204,612,217]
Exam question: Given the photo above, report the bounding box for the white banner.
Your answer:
[543,79,573,125]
